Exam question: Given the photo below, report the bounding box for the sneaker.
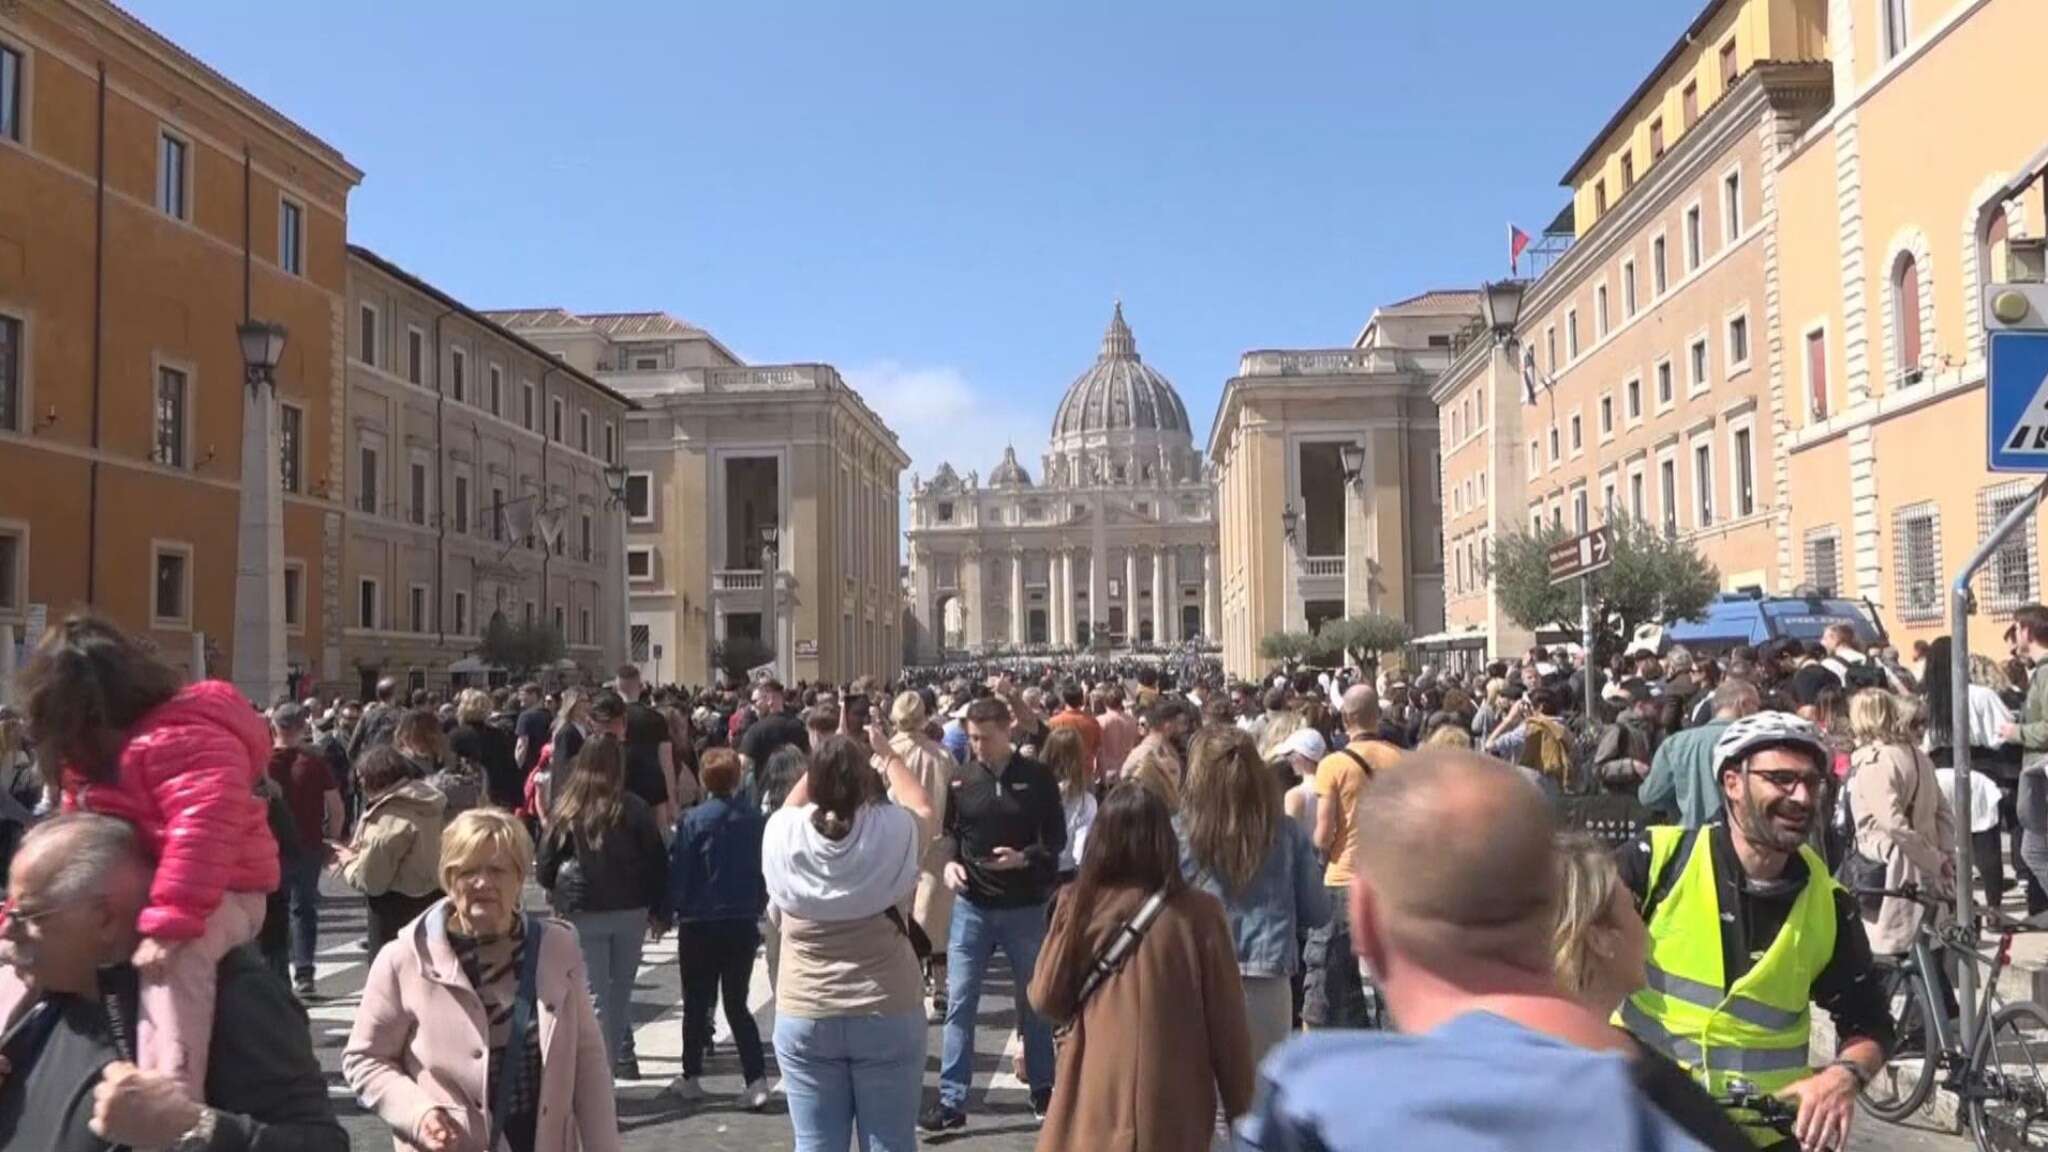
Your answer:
[666,1076,705,1101]
[613,1056,641,1082]
[742,1077,773,1111]
[1030,1089,1052,1123]
[917,1104,966,1133]
[292,975,318,1000]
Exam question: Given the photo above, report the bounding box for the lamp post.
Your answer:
[760,525,782,682]
[1338,442,1365,489]
[603,463,630,674]
[232,320,288,706]
[1479,279,1527,346]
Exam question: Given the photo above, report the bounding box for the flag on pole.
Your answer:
[1521,344,1545,406]
[1509,225,1531,275]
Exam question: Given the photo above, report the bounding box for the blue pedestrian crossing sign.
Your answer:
[1989,330,2048,472]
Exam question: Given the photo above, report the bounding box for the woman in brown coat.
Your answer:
[1029,783,1253,1152]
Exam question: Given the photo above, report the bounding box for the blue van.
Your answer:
[1648,592,1888,655]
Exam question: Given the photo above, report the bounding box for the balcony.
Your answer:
[713,569,765,592]
[1302,556,1344,578]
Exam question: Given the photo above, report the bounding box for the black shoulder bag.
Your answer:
[1054,890,1168,1039]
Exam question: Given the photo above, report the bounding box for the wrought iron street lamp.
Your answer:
[1280,502,1299,544]
[237,320,288,391]
[602,463,629,505]
[1478,280,1527,346]
[1338,442,1365,489]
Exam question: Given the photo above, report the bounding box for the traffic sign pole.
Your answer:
[1581,575,1597,757]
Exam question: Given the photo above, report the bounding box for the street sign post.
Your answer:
[1546,527,1614,753]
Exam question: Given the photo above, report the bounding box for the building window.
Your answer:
[1656,360,1674,408]
[1682,81,1699,128]
[1598,395,1613,436]
[580,512,593,563]
[1732,425,1756,518]
[409,460,428,527]
[454,473,470,535]
[522,381,536,431]
[579,607,592,646]
[1882,0,1909,60]
[152,365,187,468]
[407,328,423,385]
[0,313,20,433]
[488,365,503,416]
[1569,413,1583,452]
[1692,441,1714,528]
[1602,478,1618,521]
[359,446,379,515]
[357,579,381,629]
[1620,151,1635,191]
[550,397,564,443]
[1573,488,1589,533]
[1596,285,1611,336]
[1546,327,1558,373]
[450,347,466,404]
[1548,425,1561,463]
[1728,313,1751,370]
[628,547,653,581]
[1893,253,1923,379]
[630,624,651,662]
[1980,482,2040,614]
[279,403,302,493]
[625,473,652,523]
[1722,169,1743,240]
[278,198,304,276]
[0,527,19,612]
[1689,338,1709,393]
[1594,179,1608,216]
[1805,529,1841,595]
[1719,38,1738,90]
[152,543,190,626]
[1649,118,1665,161]
[0,43,21,143]
[1528,439,1541,475]
[283,563,303,629]
[1566,310,1580,359]
[1659,457,1678,537]
[1629,469,1647,520]
[409,585,427,634]
[1652,235,1668,295]
[603,422,616,465]
[157,131,188,220]
[1685,205,1703,270]
[1625,376,1642,421]
[552,604,566,638]
[453,590,469,636]
[358,305,377,366]
[578,410,591,455]
[1893,503,1942,622]
[490,485,505,542]
[1622,260,1638,318]
[1805,327,1829,419]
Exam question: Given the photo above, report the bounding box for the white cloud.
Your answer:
[847,360,1037,487]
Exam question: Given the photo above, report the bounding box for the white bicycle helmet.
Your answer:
[1712,711,1829,775]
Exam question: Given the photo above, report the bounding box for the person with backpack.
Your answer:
[267,703,344,999]
[395,709,482,818]
[1030,783,1253,1151]
[1304,686,1401,1031]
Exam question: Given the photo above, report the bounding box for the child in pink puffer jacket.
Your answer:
[19,614,280,1095]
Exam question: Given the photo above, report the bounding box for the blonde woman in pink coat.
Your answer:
[344,809,619,1152]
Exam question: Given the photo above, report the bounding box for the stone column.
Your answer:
[1009,548,1025,646]
[961,547,984,651]
[1165,548,1181,643]
[233,373,287,706]
[1060,549,1076,648]
[1124,549,1138,643]
[1204,547,1220,642]
[1152,547,1167,644]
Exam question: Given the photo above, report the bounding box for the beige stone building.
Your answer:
[344,251,633,697]
[1210,293,1464,678]
[1441,0,2048,663]
[906,305,1218,659]
[487,309,907,688]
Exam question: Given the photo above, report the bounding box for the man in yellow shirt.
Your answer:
[1305,685,1403,1029]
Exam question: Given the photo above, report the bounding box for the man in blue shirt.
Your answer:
[1237,749,1713,1152]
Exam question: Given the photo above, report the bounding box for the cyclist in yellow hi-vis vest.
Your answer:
[1615,713,1894,1151]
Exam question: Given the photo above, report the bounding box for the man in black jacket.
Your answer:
[921,696,1064,1134]
[0,814,346,1152]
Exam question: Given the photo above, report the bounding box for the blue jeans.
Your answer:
[940,898,1054,1111]
[282,855,323,979]
[774,1013,926,1152]
[567,907,648,1064]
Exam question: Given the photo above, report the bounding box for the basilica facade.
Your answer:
[906,305,1219,660]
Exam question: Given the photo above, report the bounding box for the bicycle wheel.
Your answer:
[1862,967,1938,1121]
[1968,1000,2048,1151]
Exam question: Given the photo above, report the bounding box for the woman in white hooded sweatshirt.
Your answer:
[763,730,935,1152]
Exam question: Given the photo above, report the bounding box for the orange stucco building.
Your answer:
[0,0,358,688]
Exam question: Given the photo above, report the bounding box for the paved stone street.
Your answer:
[292,876,1974,1150]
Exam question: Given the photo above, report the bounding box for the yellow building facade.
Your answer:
[0,0,358,689]
[1442,0,2048,662]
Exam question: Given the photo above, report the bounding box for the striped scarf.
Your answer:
[447,917,542,1147]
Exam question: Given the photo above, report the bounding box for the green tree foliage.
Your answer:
[1259,631,1311,663]
[1488,513,1720,658]
[1316,612,1411,668]
[712,635,773,684]
[477,614,566,680]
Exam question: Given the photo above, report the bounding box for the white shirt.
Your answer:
[1060,789,1097,873]
[1935,768,2003,833]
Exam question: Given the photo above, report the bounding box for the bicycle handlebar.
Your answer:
[1851,882,2031,929]
[1711,1087,1799,1130]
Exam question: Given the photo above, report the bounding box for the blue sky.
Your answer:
[132,0,1694,484]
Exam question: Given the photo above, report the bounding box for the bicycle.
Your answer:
[1854,883,2048,1150]
[1714,1081,1802,1148]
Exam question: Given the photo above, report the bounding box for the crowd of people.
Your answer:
[2,605,2045,1150]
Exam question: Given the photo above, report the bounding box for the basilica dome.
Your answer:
[1050,303,1192,445]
